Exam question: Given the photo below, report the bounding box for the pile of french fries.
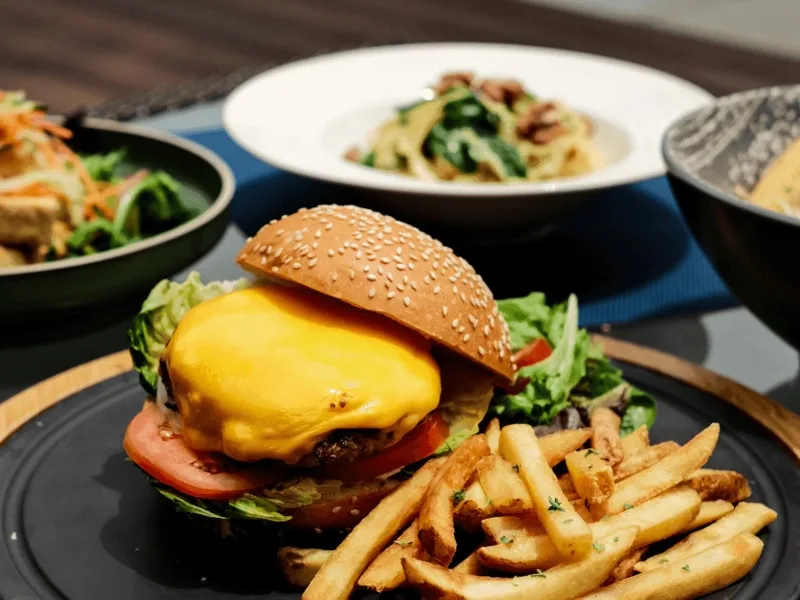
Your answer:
[282,408,776,600]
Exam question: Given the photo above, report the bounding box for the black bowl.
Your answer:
[663,85,800,349]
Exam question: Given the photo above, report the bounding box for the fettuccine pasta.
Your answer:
[345,72,601,183]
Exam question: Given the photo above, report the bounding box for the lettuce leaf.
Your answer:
[228,495,292,522]
[127,272,249,396]
[493,292,656,431]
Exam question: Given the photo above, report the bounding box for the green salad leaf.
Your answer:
[228,495,292,522]
[433,426,479,456]
[81,149,127,181]
[128,272,249,396]
[493,292,656,432]
[156,487,227,519]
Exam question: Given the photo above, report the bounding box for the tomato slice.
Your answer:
[123,403,283,500]
[513,337,553,367]
[323,412,449,483]
[499,338,554,394]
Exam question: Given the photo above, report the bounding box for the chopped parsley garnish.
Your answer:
[659,558,669,564]
[547,497,565,512]
[623,503,634,510]
[593,543,605,552]
[613,536,619,543]
[563,518,573,524]
[511,577,519,588]
[452,489,466,504]
[512,464,520,473]
[500,535,514,544]
[584,448,600,457]
[682,564,691,572]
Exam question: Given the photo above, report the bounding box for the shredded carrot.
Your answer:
[51,137,97,195]
[24,111,73,139]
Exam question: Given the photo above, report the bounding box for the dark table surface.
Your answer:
[3,0,800,113]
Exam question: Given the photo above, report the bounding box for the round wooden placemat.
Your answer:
[2,338,800,462]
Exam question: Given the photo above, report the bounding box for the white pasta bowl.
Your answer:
[224,43,713,238]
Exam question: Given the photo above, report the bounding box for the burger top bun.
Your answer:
[237,205,515,382]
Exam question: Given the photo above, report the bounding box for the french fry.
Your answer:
[453,551,486,576]
[486,418,501,454]
[454,480,494,530]
[403,527,639,600]
[302,457,444,600]
[278,547,332,588]
[566,448,614,505]
[614,442,679,481]
[685,468,752,502]
[601,424,719,516]
[479,486,700,573]
[681,500,734,533]
[476,455,533,515]
[358,520,424,592]
[558,472,577,497]
[481,499,590,544]
[620,425,649,459]
[500,424,593,559]
[591,408,624,466]
[582,533,764,600]
[419,435,491,565]
[539,427,593,467]
[606,546,648,583]
[635,501,777,572]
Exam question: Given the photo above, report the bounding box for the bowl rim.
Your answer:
[662,83,800,230]
[223,41,714,198]
[0,118,236,277]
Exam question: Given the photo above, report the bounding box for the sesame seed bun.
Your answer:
[236,205,515,383]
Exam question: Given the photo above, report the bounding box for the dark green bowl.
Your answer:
[1,118,234,328]
[663,85,800,349]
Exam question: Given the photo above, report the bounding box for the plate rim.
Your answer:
[0,118,235,278]
[3,336,799,465]
[222,41,714,197]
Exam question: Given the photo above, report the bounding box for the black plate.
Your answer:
[1,363,799,599]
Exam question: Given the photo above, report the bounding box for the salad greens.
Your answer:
[60,155,197,259]
[493,292,656,435]
[127,272,249,397]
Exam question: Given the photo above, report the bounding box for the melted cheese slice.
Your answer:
[163,285,441,463]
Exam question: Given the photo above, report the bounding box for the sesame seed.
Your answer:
[367,273,376,281]
[387,273,394,281]
[308,258,317,268]
[271,266,279,273]
[378,266,384,275]
[356,250,362,259]
[332,506,341,514]
[331,272,338,281]
[260,256,267,265]
[349,269,356,280]
[478,346,486,356]
[396,247,402,255]
[499,349,506,359]
[328,249,335,257]
[442,306,448,317]
[410,282,418,291]
[451,319,459,329]
[381,257,391,264]
[458,325,466,333]
[463,334,471,343]
[387,291,396,299]
[274,247,283,257]
[363,265,370,272]
[325,222,333,230]
[312,241,318,249]
[292,262,301,269]
[434,286,441,294]
[430,272,437,280]
[403,297,411,306]
[423,275,431,284]
[397,284,405,292]
[276,229,284,236]
[368,288,376,298]
[338,248,345,255]
[396,264,406,270]
[408,263,415,270]
[484,325,490,336]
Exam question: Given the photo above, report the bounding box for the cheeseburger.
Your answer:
[125,205,515,530]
